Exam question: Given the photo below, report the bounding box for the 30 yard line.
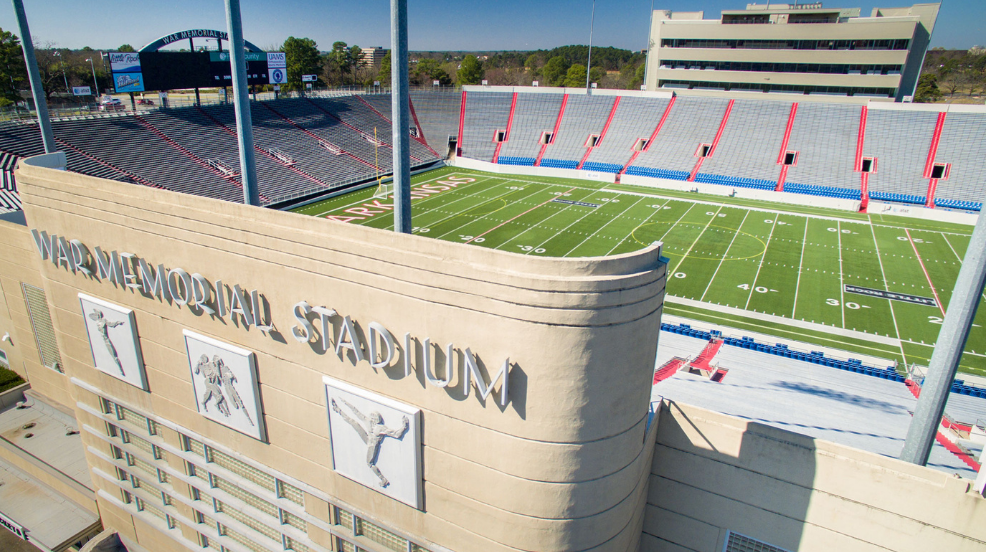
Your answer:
[496,189,613,252]
[555,196,647,256]
[744,217,778,310]
[904,228,947,317]
[942,233,962,261]
[870,223,907,365]
[837,221,846,329]
[791,217,809,319]
[432,183,555,239]
[465,187,577,244]
[701,210,750,302]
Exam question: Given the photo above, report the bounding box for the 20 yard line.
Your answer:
[904,228,947,318]
[870,223,907,365]
[791,217,809,319]
[744,217,778,310]
[495,190,610,252]
[701,210,750,302]
[432,183,554,239]
[465,187,577,244]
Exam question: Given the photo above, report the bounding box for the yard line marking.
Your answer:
[434,183,554,239]
[904,228,947,317]
[744,216,777,310]
[868,224,905,364]
[603,198,677,256]
[465,186,577,244]
[495,189,607,251]
[670,205,723,274]
[837,221,846,329]
[558,196,647,257]
[701,210,750,302]
[942,233,962,261]
[791,217,809,319]
[314,170,462,217]
[405,177,520,228]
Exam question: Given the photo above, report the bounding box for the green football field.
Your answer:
[291,166,986,376]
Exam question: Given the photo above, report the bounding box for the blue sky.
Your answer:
[0,1,980,52]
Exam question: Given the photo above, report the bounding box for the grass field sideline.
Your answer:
[292,167,986,376]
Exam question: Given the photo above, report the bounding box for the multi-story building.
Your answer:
[644,2,940,101]
[360,47,388,68]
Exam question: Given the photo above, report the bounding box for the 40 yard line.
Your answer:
[870,223,907,365]
[791,217,809,319]
[744,217,778,310]
[701,210,750,302]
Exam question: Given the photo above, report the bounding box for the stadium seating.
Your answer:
[539,94,615,162]
[784,103,861,191]
[581,95,671,167]
[930,112,986,206]
[694,173,776,190]
[868,191,926,205]
[863,109,938,200]
[934,198,981,211]
[699,99,792,183]
[496,93,564,160]
[633,96,732,173]
[459,91,513,161]
[624,166,689,181]
[409,89,462,155]
[497,156,537,167]
[784,182,861,200]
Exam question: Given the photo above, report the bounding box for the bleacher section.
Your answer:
[409,90,462,155]
[497,93,564,160]
[632,96,732,173]
[784,103,861,192]
[932,112,986,208]
[583,96,671,168]
[539,94,614,166]
[863,109,938,201]
[699,99,791,183]
[459,91,513,162]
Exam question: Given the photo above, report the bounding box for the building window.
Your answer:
[216,500,280,542]
[21,283,62,372]
[335,506,354,530]
[782,151,799,166]
[219,524,267,552]
[207,446,277,493]
[281,510,307,532]
[212,475,278,518]
[284,536,310,552]
[861,157,877,173]
[185,436,206,457]
[931,163,950,179]
[277,480,305,507]
[355,516,408,552]
[724,530,790,552]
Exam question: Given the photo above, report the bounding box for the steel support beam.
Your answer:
[901,210,986,464]
[11,0,55,153]
[391,0,412,233]
[224,0,260,206]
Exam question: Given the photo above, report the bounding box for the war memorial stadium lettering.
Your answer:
[29,229,511,406]
[159,29,228,46]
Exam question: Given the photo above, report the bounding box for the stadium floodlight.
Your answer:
[85,57,98,96]
[586,0,595,91]
[53,51,68,92]
[224,0,260,207]
[11,0,55,153]
[391,0,412,233]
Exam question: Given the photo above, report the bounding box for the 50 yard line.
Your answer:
[701,209,750,302]
[670,205,723,274]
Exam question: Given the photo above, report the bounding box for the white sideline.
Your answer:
[665,295,901,347]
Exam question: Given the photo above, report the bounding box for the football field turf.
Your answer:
[291,166,986,376]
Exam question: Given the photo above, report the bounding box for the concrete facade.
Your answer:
[644,3,940,101]
[0,152,984,551]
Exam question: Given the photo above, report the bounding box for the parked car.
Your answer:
[98,98,125,111]
[136,98,154,106]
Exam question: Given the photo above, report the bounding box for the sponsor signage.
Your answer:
[72,86,92,96]
[266,52,286,69]
[302,74,317,82]
[29,228,513,407]
[268,68,287,84]
[109,52,141,72]
[552,199,599,208]
[209,52,266,63]
[0,511,27,541]
[844,284,937,307]
[113,72,145,93]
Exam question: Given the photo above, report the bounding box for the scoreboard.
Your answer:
[109,51,288,93]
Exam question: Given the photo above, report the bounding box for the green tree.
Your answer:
[589,66,605,83]
[457,54,484,85]
[116,44,136,53]
[282,36,322,90]
[913,73,942,103]
[0,29,26,103]
[563,64,587,87]
[541,56,569,86]
[378,50,391,86]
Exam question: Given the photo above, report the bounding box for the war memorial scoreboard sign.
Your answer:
[109,50,288,93]
[30,229,512,408]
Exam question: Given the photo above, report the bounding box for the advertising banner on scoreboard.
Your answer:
[109,52,141,72]
[113,72,145,93]
[268,68,288,84]
[267,52,286,68]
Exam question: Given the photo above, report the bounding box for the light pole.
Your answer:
[53,51,68,92]
[85,57,98,97]
[586,0,596,91]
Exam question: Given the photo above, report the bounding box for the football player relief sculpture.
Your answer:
[79,294,148,389]
[184,330,266,441]
[325,377,422,509]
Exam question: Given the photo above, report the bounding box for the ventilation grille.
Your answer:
[725,531,790,552]
[21,283,62,372]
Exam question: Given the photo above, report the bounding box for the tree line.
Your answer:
[914,48,986,103]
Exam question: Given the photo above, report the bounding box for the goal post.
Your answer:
[373,180,394,199]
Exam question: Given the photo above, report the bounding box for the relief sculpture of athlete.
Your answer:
[89,309,125,375]
[331,398,409,488]
[195,354,230,417]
